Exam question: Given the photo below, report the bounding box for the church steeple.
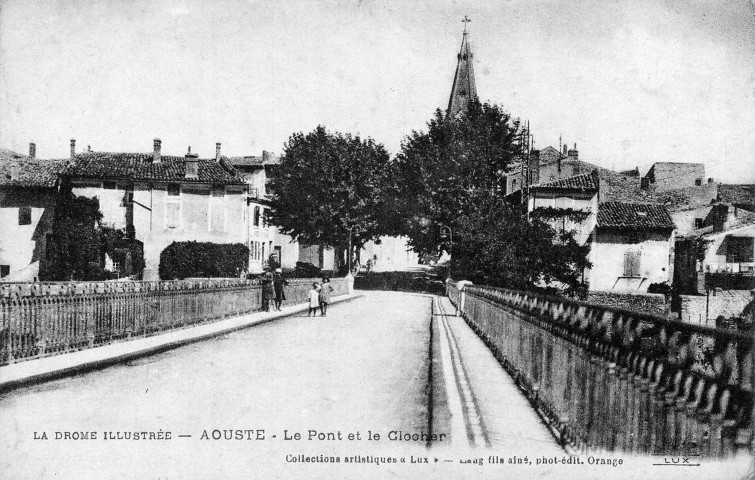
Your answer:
[447,17,478,118]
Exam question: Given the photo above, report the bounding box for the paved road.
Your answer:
[0,291,432,479]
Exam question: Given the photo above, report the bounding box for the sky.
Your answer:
[1,0,754,182]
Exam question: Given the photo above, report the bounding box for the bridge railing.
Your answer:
[0,277,348,366]
[448,281,754,458]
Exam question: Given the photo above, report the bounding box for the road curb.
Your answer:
[0,294,363,394]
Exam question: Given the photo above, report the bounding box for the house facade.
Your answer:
[592,202,675,292]
[0,145,66,281]
[63,139,248,280]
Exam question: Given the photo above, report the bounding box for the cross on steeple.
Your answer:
[447,18,478,117]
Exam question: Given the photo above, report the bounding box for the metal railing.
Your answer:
[1,277,348,366]
[447,281,754,457]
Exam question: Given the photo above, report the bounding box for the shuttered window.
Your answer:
[623,249,641,277]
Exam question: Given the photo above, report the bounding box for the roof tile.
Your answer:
[63,152,245,185]
[597,202,675,230]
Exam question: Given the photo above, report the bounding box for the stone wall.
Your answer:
[680,290,753,326]
[585,291,668,316]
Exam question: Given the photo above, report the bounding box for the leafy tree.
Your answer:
[267,125,393,271]
[389,101,522,255]
[40,192,107,281]
[391,100,591,295]
[455,194,592,297]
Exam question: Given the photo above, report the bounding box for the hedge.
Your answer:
[159,241,249,280]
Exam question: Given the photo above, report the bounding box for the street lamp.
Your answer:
[347,224,363,275]
[440,226,453,280]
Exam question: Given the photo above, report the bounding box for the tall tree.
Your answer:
[267,126,393,270]
[390,100,522,255]
[392,100,591,294]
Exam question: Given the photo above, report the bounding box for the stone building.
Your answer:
[642,162,706,192]
[592,202,675,292]
[62,139,248,280]
[0,144,66,281]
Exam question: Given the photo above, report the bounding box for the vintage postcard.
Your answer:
[1,1,754,479]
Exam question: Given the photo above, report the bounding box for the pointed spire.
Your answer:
[446,17,478,118]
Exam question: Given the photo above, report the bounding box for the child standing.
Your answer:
[319,277,334,316]
[308,282,321,317]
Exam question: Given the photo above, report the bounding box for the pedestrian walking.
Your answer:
[261,268,275,312]
[273,268,288,311]
[308,282,321,317]
[319,277,334,316]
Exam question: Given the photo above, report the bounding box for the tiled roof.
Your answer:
[0,156,67,188]
[228,156,264,167]
[533,172,598,191]
[62,152,245,185]
[597,202,675,230]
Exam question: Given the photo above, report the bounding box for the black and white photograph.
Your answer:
[1,1,754,478]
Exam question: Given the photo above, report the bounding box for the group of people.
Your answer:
[308,278,334,316]
[260,268,288,312]
[259,268,334,316]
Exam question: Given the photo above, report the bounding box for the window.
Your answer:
[695,178,702,186]
[18,207,31,225]
[165,184,181,229]
[103,181,117,190]
[209,186,226,233]
[623,249,641,277]
[694,218,703,229]
[0,265,9,278]
[253,206,261,227]
[726,237,754,263]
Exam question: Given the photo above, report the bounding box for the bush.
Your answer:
[159,242,249,280]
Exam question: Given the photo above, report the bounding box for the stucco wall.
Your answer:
[591,230,673,291]
[0,187,57,281]
[73,182,247,280]
[528,191,597,245]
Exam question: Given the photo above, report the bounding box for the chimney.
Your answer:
[70,139,76,159]
[29,142,36,159]
[557,155,562,174]
[153,138,162,164]
[712,204,728,233]
[185,146,199,179]
[592,169,601,201]
[215,142,221,162]
[567,143,578,160]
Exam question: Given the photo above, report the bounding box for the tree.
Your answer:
[391,100,591,295]
[40,192,107,281]
[455,194,592,297]
[390,100,522,255]
[267,126,393,271]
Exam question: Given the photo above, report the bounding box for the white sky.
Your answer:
[1,0,754,182]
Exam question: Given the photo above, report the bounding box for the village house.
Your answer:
[62,139,248,280]
[0,144,66,281]
[592,202,675,292]
[526,169,675,293]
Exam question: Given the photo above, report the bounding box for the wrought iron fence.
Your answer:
[447,281,754,458]
[1,277,348,366]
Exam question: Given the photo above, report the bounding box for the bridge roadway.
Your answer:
[0,290,624,479]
